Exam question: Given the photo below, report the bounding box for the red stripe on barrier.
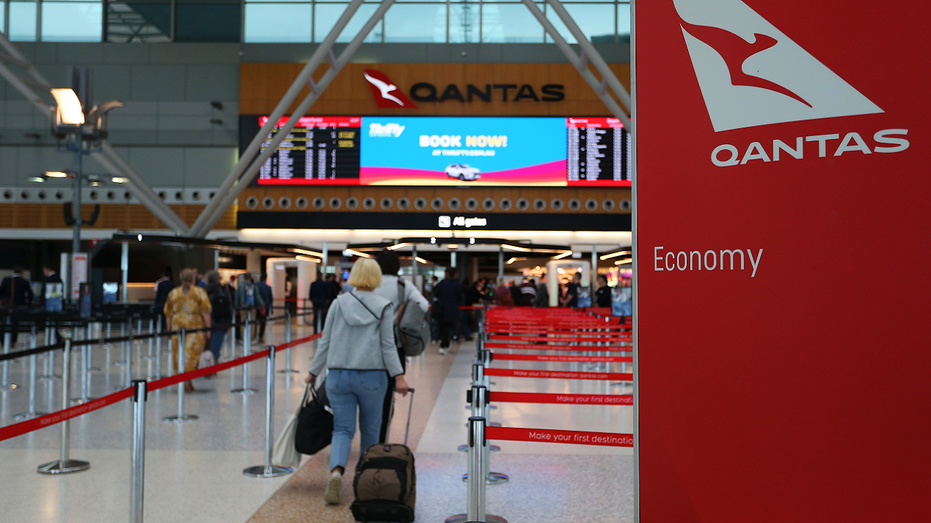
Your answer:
[148,348,270,392]
[484,368,633,381]
[275,333,321,351]
[489,392,633,405]
[485,426,634,447]
[0,387,134,443]
[491,353,632,363]
[489,335,632,343]
[485,342,630,352]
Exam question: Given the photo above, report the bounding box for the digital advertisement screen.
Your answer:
[241,115,631,187]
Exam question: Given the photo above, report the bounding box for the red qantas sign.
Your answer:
[636,1,931,522]
[362,69,417,109]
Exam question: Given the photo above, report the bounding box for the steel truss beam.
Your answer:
[188,0,376,237]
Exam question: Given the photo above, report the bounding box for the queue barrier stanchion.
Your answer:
[244,345,293,478]
[37,331,91,475]
[86,323,100,372]
[277,308,299,374]
[163,329,197,423]
[130,379,147,523]
[120,318,134,390]
[232,311,258,395]
[144,318,156,361]
[73,327,95,405]
[39,328,60,381]
[2,319,18,391]
[13,328,48,420]
[460,363,508,485]
[115,321,128,366]
[153,319,163,380]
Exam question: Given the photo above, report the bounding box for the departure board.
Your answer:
[256,116,361,184]
[566,117,630,184]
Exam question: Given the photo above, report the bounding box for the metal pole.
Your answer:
[232,313,257,395]
[70,137,83,299]
[244,346,292,478]
[14,328,48,419]
[129,379,147,523]
[115,321,127,366]
[278,308,298,374]
[467,415,486,522]
[153,319,162,380]
[86,323,99,371]
[122,318,133,389]
[497,247,504,282]
[40,327,61,381]
[163,328,197,423]
[412,245,418,283]
[121,241,129,303]
[38,332,90,474]
[144,318,155,360]
[0,318,16,391]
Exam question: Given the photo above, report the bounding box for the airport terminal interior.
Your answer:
[0,2,634,521]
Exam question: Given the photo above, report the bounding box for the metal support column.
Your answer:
[121,241,129,303]
[129,379,147,523]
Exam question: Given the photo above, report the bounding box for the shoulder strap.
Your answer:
[350,292,380,320]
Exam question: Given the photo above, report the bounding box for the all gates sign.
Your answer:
[635,0,931,521]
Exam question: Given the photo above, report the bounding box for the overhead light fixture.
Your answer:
[51,88,85,126]
[45,171,69,178]
[501,244,532,252]
[387,242,411,251]
[448,244,459,249]
[506,257,526,265]
[27,176,45,183]
[343,248,372,258]
[111,177,129,184]
[552,250,573,260]
[295,255,321,263]
[293,248,323,257]
[469,237,475,244]
[415,257,428,264]
[613,258,633,266]
[430,237,436,244]
[600,250,632,261]
[136,234,143,241]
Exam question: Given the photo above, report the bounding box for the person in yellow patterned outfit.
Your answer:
[164,268,212,392]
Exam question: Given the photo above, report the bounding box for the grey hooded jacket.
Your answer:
[308,291,404,378]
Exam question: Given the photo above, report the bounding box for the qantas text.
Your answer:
[711,129,909,167]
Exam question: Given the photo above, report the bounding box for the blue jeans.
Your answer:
[209,329,226,362]
[326,369,388,471]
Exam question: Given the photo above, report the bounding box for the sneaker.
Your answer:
[324,471,342,504]
[439,347,450,356]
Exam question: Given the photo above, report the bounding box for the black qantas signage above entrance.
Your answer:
[362,69,564,108]
[237,211,629,232]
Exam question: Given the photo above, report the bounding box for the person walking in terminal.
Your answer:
[433,267,464,355]
[0,266,34,346]
[373,248,429,442]
[305,258,409,505]
[534,273,549,307]
[561,271,582,308]
[310,271,335,334]
[164,268,212,393]
[234,273,265,342]
[204,270,232,365]
[255,273,273,343]
[154,269,176,331]
[595,274,612,307]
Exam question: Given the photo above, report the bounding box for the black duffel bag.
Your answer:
[295,378,333,455]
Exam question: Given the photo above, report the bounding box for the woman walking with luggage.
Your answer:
[305,258,410,505]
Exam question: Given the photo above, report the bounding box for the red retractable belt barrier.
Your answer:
[486,426,633,447]
[488,334,632,343]
[0,388,134,443]
[491,353,632,363]
[489,391,633,405]
[485,342,630,352]
[484,368,633,381]
[149,333,320,392]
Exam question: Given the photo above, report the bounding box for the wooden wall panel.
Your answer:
[0,204,238,231]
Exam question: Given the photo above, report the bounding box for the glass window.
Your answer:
[384,3,445,43]
[245,3,312,42]
[41,2,102,42]
[314,2,382,43]
[448,2,478,43]
[482,3,543,43]
[9,1,38,41]
[617,2,630,42]
[545,3,615,44]
[106,2,172,43]
[174,3,241,42]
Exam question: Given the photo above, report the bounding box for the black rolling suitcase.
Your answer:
[350,388,416,523]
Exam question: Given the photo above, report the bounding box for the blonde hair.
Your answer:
[179,268,196,285]
[347,258,382,289]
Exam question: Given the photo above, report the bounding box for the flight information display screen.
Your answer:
[241,115,631,187]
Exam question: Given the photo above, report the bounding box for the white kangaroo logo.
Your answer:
[363,72,405,107]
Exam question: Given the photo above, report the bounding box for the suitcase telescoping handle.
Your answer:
[403,387,415,447]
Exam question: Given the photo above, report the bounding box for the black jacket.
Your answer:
[433,277,464,323]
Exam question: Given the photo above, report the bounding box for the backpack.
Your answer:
[395,279,430,357]
[210,287,233,326]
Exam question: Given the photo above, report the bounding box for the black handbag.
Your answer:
[295,378,334,455]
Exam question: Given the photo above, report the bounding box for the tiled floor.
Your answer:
[0,320,634,522]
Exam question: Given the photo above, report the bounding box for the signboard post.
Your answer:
[634,0,931,521]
